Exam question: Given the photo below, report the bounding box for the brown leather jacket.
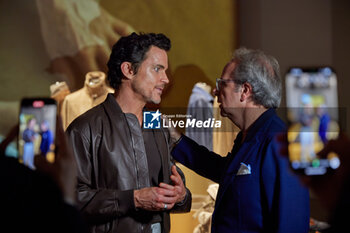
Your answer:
[66,94,191,233]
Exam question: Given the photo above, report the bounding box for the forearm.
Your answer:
[77,187,135,224]
[171,135,227,183]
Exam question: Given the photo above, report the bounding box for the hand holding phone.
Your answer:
[18,98,57,170]
[2,112,77,205]
[277,131,350,213]
[34,116,77,205]
[285,67,341,176]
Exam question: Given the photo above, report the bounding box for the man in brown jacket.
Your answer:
[66,32,192,233]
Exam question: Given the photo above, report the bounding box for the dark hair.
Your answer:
[107,32,171,90]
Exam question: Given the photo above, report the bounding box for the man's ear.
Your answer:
[120,62,134,80]
[240,82,253,102]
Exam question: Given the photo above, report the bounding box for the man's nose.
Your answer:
[161,73,169,84]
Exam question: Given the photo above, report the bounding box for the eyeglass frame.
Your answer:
[215,78,236,92]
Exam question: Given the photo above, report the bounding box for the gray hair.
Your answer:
[231,47,281,108]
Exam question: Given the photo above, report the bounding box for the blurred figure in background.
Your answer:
[39,120,54,156]
[22,117,37,169]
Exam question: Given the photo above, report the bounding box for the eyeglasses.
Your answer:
[216,78,235,91]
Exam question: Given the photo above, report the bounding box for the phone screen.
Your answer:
[285,67,340,175]
[18,98,57,170]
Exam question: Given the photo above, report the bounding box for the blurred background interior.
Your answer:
[0,0,349,232]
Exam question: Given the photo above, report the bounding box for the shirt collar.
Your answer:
[243,108,277,143]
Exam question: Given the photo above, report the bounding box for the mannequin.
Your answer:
[193,183,219,233]
[195,82,211,94]
[61,71,114,130]
[185,82,214,150]
[50,81,71,114]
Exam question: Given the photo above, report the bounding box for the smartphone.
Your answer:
[285,67,340,175]
[18,98,57,170]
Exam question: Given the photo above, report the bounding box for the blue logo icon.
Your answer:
[143,110,161,129]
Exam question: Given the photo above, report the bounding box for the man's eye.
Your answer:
[154,67,160,72]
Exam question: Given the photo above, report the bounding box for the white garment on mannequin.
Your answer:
[195,82,211,94]
[185,82,214,150]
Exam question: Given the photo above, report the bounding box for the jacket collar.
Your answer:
[237,108,277,144]
[103,93,125,116]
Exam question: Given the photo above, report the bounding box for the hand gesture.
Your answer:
[134,166,187,211]
[134,186,177,211]
[277,132,350,211]
[161,115,182,145]
[160,165,187,203]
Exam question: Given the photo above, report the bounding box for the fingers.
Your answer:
[0,124,18,155]
[170,165,182,186]
[135,178,187,212]
[161,116,181,144]
[317,140,335,159]
[330,133,350,156]
[157,184,180,200]
[99,6,135,36]
[146,186,177,205]
[111,17,136,36]
[160,166,186,203]
[153,186,177,201]
[171,165,180,176]
[34,154,53,175]
[55,116,75,163]
[317,135,348,159]
[155,202,175,210]
[134,187,176,211]
[154,186,177,209]
[157,195,177,205]
[159,182,175,191]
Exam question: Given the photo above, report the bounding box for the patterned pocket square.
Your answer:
[237,162,251,175]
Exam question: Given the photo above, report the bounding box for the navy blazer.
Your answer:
[172,109,310,233]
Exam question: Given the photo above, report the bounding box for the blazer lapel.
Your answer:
[214,141,256,210]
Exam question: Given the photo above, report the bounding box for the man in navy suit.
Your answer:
[169,48,310,233]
